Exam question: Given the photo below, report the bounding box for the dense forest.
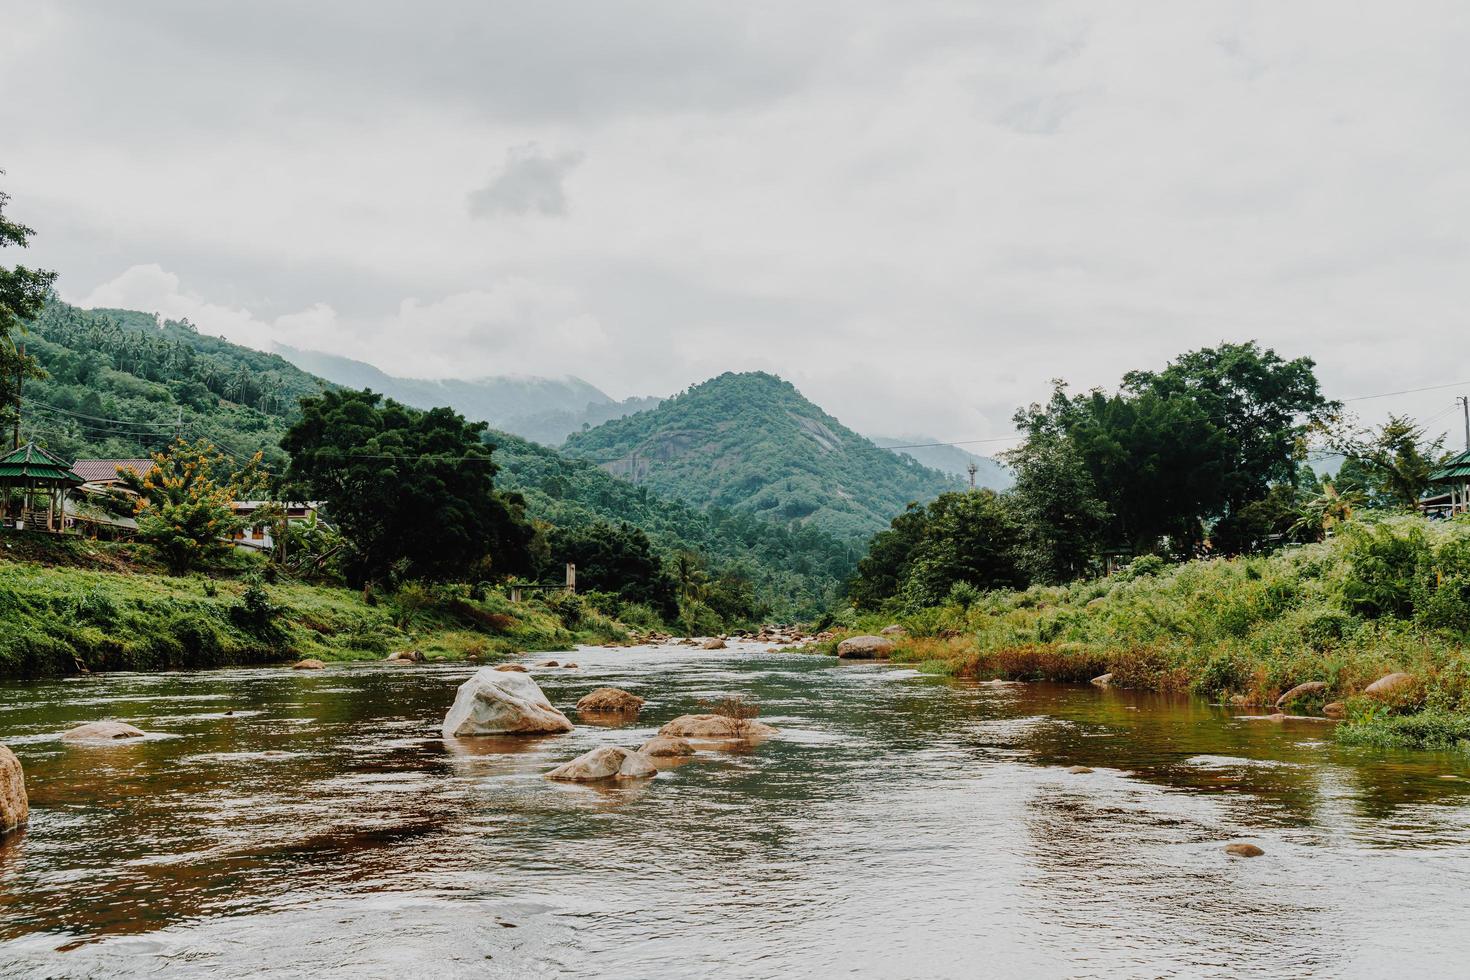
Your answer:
[561,371,961,540]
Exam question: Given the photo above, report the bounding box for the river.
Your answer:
[2,642,1469,978]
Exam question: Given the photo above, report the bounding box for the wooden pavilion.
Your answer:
[1424,450,1470,519]
[0,443,85,533]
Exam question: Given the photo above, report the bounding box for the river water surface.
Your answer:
[3,642,1470,978]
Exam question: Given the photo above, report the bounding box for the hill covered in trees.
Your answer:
[15,299,851,617]
[561,372,961,540]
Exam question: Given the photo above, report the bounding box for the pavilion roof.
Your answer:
[1429,450,1470,485]
[0,443,85,487]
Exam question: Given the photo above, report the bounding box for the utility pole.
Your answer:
[1460,395,1470,452]
[174,407,184,443]
[967,461,978,490]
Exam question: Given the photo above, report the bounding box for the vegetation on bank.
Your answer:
[0,537,627,677]
[821,515,1470,749]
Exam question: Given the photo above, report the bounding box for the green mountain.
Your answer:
[870,436,1012,490]
[561,372,961,540]
[17,300,850,616]
[276,344,662,445]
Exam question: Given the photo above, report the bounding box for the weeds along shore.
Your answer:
[813,515,1470,749]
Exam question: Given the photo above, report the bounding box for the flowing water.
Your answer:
[2,643,1470,978]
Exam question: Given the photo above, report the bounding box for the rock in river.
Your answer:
[658,714,777,740]
[1090,673,1113,688]
[639,735,696,757]
[1224,843,1264,857]
[546,746,657,782]
[1275,681,1326,707]
[441,669,574,737]
[62,721,147,742]
[1066,765,1093,774]
[495,664,529,672]
[292,659,326,670]
[1323,701,1346,719]
[837,635,894,659]
[0,745,27,837]
[576,688,645,714]
[701,638,727,650]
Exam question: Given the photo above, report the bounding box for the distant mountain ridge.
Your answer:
[869,435,1012,490]
[275,345,662,445]
[560,371,961,540]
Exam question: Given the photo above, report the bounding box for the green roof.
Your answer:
[1430,449,1470,484]
[0,443,85,486]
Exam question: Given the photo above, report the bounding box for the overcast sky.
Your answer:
[3,0,1468,449]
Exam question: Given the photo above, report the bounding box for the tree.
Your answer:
[118,439,264,574]
[538,522,679,621]
[280,389,533,586]
[0,176,56,437]
[1004,435,1110,583]
[900,490,1025,605]
[1328,414,1447,509]
[847,502,930,610]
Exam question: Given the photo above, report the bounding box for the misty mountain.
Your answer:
[561,371,961,540]
[869,436,1012,490]
[275,344,660,444]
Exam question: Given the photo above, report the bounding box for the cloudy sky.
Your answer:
[3,0,1468,448]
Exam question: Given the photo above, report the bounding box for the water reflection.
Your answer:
[2,647,1469,977]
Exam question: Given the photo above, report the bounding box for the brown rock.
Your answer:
[562,662,578,669]
[537,660,560,668]
[1275,681,1327,708]
[546,746,657,782]
[494,663,529,672]
[658,714,777,740]
[836,635,895,659]
[1090,673,1113,688]
[0,745,27,837]
[638,735,696,757]
[62,721,147,742]
[701,638,727,650]
[387,650,425,663]
[1066,765,1093,774]
[292,659,326,670]
[1363,672,1419,703]
[1224,843,1264,857]
[576,688,646,714]
[1323,701,1346,719]
[880,624,907,636]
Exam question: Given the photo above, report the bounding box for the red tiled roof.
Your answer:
[72,459,153,483]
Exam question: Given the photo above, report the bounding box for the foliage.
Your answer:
[536,521,678,620]
[562,371,959,541]
[0,177,54,436]
[117,438,266,574]
[1336,710,1470,750]
[1328,414,1448,509]
[281,388,534,586]
[1003,434,1110,583]
[698,694,762,739]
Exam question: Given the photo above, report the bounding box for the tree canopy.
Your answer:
[281,389,534,585]
[0,177,55,437]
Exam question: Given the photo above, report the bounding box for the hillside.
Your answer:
[561,372,961,540]
[277,344,662,445]
[17,299,849,616]
[870,435,1012,490]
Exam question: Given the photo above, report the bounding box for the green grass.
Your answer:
[0,537,628,677]
[816,515,1470,747]
[1337,710,1470,751]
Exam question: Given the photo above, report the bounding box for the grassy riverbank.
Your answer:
[817,516,1470,748]
[0,536,627,677]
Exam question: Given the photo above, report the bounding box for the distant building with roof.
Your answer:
[0,443,85,533]
[1423,450,1470,519]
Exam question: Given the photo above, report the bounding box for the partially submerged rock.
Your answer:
[62,721,146,742]
[546,746,656,782]
[836,635,894,659]
[562,662,578,669]
[1090,673,1113,688]
[0,745,27,837]
[1224,842,1264,857]
[658,714,777,741]
[292,659,326,671]
[1066,765,1093,774]
[537,660,560,668]
[495,664,529,672]
[1275,681,1327,708]
[701,638,727,650]
[639,735,696,757]
[441,669,574,737]
[1323,701,1346,719]
[387,650,425,663]
[576,688,645,714]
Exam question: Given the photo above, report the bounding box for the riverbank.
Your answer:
[0,536,628,677]
[814,516,1470,749]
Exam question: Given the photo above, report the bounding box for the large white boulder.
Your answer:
[61,721,146,742]
[441,668,574,738]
